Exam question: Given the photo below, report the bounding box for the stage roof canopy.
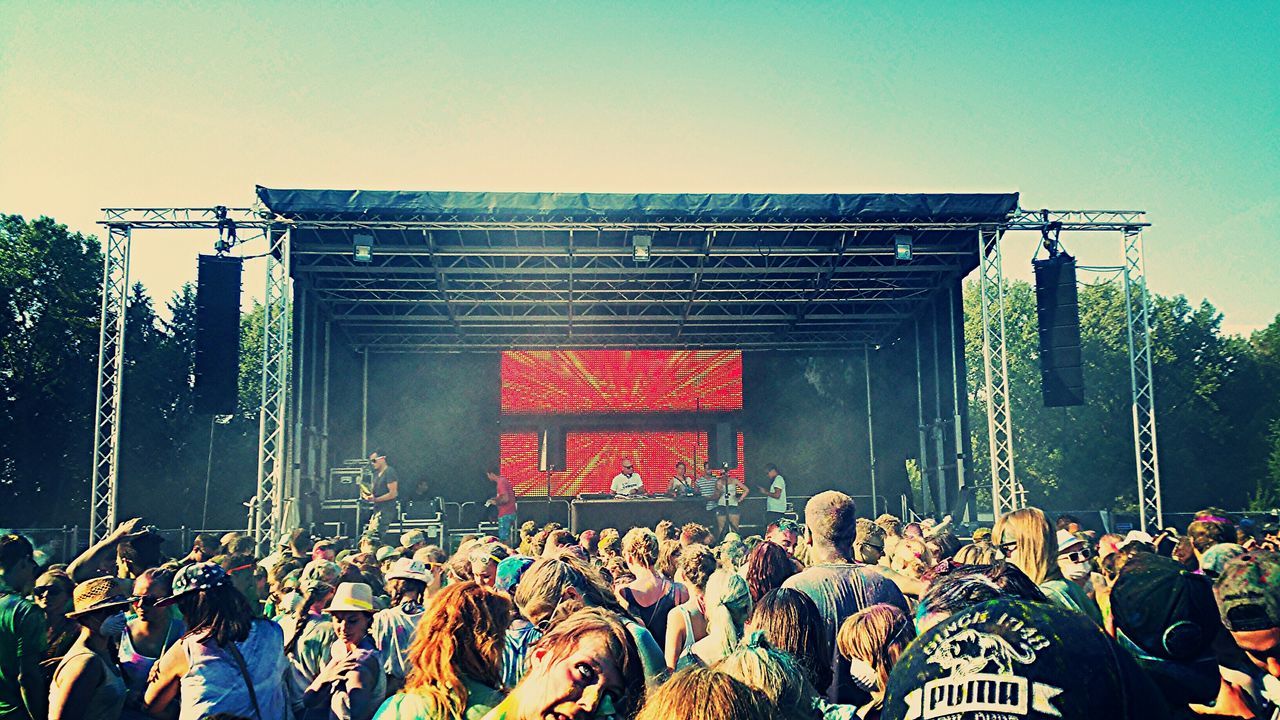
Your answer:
[258,187,1020,352]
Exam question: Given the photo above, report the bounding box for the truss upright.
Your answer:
[88,225,131,543]
[1122,228,1163,532]
[254,226,292,553]
[977,228,1018,518]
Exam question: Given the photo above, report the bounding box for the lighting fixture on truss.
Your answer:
[353,233,374,263]
[894,234,913,261]
[632,234,652,263]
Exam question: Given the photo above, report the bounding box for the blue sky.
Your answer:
[1,1,1276,333]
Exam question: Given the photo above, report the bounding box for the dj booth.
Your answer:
[569,495,710,534]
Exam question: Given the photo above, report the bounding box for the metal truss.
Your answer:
[88,225,131,543]
[1122,228,1163,532]
[253,227,292,553]
[977,228,1018,518]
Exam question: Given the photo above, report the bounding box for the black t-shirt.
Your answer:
[371,465,400,511]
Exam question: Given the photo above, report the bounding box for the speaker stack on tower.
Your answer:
[194,255,243,415]
[1033,252,1084,407]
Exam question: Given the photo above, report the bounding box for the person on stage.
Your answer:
[611,458,646,496]
[666,461,698,497]
[714,464,749,538]
[484,466,518,546]
[361,450,399,541]
[755,464,788,527]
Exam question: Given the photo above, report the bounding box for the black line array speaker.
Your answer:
[708,422,738,470]
[539,426,567,472]
[1034,253,1084,407]
[194,255,243,415]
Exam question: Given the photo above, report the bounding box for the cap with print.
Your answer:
[1213,550,1280,632]
[883,598,1168,720]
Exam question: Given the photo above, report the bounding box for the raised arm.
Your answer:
[68,517,143,582]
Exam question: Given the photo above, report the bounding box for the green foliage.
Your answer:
[965,280,1280,514]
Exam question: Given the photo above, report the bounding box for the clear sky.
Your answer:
[1,2,1276,333]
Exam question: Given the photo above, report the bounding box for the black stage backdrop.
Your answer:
[324,287,966,520]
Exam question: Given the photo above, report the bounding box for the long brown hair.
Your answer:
[402,581,512,718]
[746,588,831,692]
[993,507,1057,584]
[836,603,915,691]
[177,584,255,648]
[513,552,632,630]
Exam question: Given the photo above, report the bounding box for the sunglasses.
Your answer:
[134,596,162,609]
[1063,547,1094,564]
[33,586,62,598]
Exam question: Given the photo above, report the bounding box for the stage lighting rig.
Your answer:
[893,234,913,261]
[353,233,374,263]
[631,234,653,263]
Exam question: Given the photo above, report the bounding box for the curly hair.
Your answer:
[622,528,660,568]
[679,523,714,547]
[678,544,716,593]
[402,581,512,717]
[656,539,682,580]
[744,541,795,603]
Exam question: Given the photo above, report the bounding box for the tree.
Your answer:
[0,215,102,527]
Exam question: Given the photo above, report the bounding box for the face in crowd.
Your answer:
[520,632,625,720]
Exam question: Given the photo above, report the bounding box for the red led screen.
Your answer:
[501,350,742,414]
[500,431,745,496]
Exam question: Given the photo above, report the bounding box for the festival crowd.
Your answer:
[2,493,1279,720]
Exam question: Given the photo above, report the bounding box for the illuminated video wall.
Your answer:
[500,350,745,495]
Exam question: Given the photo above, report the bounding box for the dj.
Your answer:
[610,458,646,496]
[666,461,698,497]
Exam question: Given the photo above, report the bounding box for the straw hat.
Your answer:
[325,582,375,612]
[385,557,432,583]
[66,577,134,619]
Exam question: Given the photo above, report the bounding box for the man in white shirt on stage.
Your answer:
[610,458,646,496]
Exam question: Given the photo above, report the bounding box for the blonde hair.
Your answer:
[992,507,1058,584]
[402,581,511,718]
[622,527,660,568]
[701,570,752,660]
[634,666,773,720]
[835,603,915,691]
[953,541,1001,566]
[890,537,933,580]
[713,635,818,716]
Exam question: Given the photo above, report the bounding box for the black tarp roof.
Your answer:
[257,186,1018,224]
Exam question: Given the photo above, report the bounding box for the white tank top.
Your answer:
[179,619,289,720]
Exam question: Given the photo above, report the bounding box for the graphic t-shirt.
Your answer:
[766,475,787,513]
[494,476,517,518]
[611,473,645,496]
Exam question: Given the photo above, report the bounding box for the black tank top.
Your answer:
[621,580,678,652]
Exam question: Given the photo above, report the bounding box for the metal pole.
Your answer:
[913,318,932,514]
[948,286,967,513]
[202,416,215,530]
[864,345,877,518]
[294,288,306,512]
[361,348,369,457]
[321,320,331,484]
[931,300,947,512]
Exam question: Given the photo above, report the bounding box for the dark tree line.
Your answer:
[2,214,1278,530]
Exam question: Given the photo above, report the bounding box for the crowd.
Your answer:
[2,494,1279,720]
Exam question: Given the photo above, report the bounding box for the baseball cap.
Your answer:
[400,529,427,547]
[1214,550,1280,632]
[375,546,398,563]
[1199,542,1245,578]
[883,598,1169,720]
[971,527,992,542]
[1110,553,1220,661]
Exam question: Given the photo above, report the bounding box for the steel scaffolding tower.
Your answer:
[88,224,131,543]
[253,227,292,553]
[1122,228,1164,532]
[977,228,1018,518]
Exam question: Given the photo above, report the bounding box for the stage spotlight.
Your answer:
[894,234,913,261]
[632,234,652,263]
[353,233,374,263]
